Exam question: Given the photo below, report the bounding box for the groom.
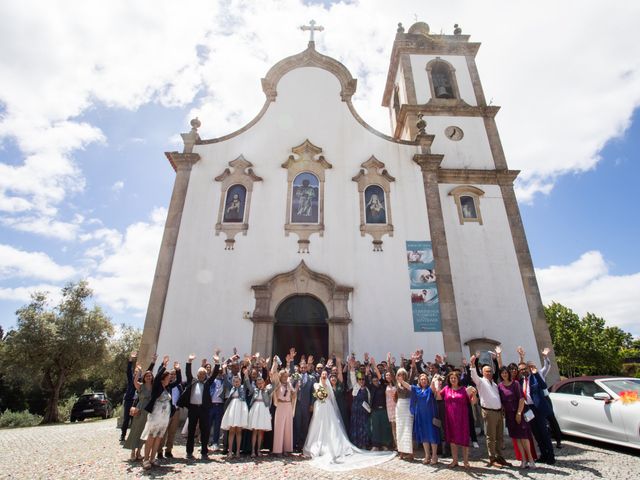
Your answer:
[293,354,318,452]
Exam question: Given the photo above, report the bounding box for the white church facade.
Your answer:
[139,22,556,378]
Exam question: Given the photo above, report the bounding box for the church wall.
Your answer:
[427,116,495,170]
[156,67,445,363]
[439,183,541,366]
[409,54,477,106]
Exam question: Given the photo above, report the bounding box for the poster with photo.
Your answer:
[406,240,441,332]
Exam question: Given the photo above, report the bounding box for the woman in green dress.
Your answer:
[124,366,153,460]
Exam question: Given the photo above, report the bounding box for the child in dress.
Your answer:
[220,374,249,458]
[247,376,273,457]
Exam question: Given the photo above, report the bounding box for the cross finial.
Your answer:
[300,19,324,43]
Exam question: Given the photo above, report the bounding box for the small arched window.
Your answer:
[291,172,320,224]
[449,186,484,225]
[364,185,387,224]
[426,58,460,100]
[223,184,247,223]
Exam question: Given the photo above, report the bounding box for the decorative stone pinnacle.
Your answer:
[454,24,462,35]
[416,113,426,135]
[397,22,404,33]
[181,118,201,154]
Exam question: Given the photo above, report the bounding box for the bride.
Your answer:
[303,370,395,471]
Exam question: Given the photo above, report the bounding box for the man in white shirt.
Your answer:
[470,355,509,468]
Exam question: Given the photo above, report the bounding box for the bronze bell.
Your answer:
[435,86,452,98]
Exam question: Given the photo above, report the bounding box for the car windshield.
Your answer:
[601,379,640,395]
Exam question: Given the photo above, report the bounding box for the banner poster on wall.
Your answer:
[406,241,442,332]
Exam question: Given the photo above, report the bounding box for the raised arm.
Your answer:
[133,364,142,391]
[169,362,182,389]
[539,348,551,379]
[336,356,344,384]
[469,355,481,385]
[186,354,195,382]
[495,345,503,369]
[517,346,525,364]
[127,351,136,387]
[371,357,382,380]
[147,353,157,373]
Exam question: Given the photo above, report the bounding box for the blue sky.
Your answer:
[1,1,639,338]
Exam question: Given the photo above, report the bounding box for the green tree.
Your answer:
[1,282,113,423]
[545,302,633,377]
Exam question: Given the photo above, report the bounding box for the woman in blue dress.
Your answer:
[402,356,440,464]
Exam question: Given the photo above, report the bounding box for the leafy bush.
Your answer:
[58,395,78,423]
[0,409,43,428]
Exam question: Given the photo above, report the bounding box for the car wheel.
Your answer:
[70,417,76,423]
[78,417,84,422]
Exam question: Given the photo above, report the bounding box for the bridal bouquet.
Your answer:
[313,385,329,403]
[291,372,302,383]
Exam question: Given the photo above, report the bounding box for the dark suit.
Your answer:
[177,362,220,456]
[293,372,316,450]
[521,372,554,463]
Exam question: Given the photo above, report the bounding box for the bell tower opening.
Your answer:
[272,295,329,361]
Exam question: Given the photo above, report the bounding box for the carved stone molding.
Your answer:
[352,156,395,251]
[214,155,262,250]
[262,43,357,102]
[438,168,519,185]
[250,261,353,356]
[282,140,332,253]
[448,185,485,225]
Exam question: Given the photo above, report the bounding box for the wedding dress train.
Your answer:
[303,380,395,472]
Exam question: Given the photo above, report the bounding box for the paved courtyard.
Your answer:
[0,418,638,479]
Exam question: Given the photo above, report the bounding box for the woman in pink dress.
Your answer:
[437,371,476,469]
[384,370,397,449]
[270,357,296,455]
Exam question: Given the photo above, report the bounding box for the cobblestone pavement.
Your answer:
[0,418,638,479]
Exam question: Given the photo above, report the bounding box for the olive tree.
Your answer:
[2,281,113,423]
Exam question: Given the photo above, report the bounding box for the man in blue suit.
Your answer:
[519,362,555,464]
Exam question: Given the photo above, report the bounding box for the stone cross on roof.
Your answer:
[300,19,324,43]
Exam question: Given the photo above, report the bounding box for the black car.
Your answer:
[70,392,114,422]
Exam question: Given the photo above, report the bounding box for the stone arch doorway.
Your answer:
[250,261,353,358]
[273,295,328,361]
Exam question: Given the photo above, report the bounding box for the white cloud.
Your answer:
[537,251,640,336]
[111,180,124,193]
[0,215,82,241]
[0,284,63,303]
[0,244,76,281]
[87,207,165,314]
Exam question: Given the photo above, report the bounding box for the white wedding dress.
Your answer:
[303,380,395,472]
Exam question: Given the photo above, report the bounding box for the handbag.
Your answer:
[523,409,535,422]
[362,401,372,413]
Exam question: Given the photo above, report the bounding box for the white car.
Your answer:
[550,376,640,450]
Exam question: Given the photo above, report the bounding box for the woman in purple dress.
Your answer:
[437,371,475,469]
[498,367,535,469]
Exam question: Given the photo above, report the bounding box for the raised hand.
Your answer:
[188,354,196,362]
[435,354,443,364]
[308,355,314,365]
[517,346,525,357]
[152,353,158,362]
[495,345,502,355]
[462,357,468,366]
[162,355,170,365]
[233,346,237,355]
[213,352,220,363]
[541,347,550,357]
[470,354,477,366]
[475,350,480,358]
[130,351,137,360]
[173,361,180,370]
[326,358,334,368]
[201,358,208,367]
